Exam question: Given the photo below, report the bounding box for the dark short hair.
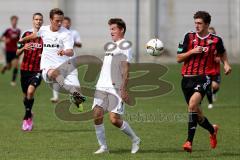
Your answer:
[33,13,43,19]
[194,11,211,24]
[208,26,216,34]
[10,15,18,21]
[108,18,126,34]
[50,8,64,19]
[64,17,71,22]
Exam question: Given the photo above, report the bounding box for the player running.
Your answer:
[206,26,221,109]
[92,18,140,154]
[177,11,231,152]
[16,13,43,131]
[0,15,21,86]
[18,8,85,108]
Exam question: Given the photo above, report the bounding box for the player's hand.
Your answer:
[120,87,129,103]
[57,50,65,56]
[24,43,32,50]
[214,56,221,63]
[18,38,24,43]
[191,46,203,54]
[224,63,232,75]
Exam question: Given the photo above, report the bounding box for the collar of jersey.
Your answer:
[115,38,125,45]
[196,33,210,40]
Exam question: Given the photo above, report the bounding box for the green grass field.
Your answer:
[0,64,239,160]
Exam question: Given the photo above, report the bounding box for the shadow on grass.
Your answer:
[110,148,186,154]
[34,128,93,133]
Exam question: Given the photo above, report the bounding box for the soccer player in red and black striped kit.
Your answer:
[16,13,43,131]
[206,27,221,109]
[177,11,231,152]
[0,15,21,86]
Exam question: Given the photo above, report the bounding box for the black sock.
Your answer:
[213,88,219,94]
[206,85,213,104]
[187,112,198,143]
[198,116,214,134]
[12,68,18,82]
[23,98,34,120]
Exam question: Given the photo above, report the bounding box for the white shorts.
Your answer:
[92,87,124,115]
[42,67,80,92]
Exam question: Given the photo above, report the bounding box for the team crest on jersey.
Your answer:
[207,40,213,45]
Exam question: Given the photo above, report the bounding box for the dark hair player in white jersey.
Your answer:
[92,18,140,154]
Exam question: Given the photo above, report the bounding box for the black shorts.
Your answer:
[5,51,18,63]
[20,70,42,94]
[181,75,211,104]
[209,74,221,84]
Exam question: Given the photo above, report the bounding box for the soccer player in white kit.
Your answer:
[19,8,85,107]
[50,16,82,103]
[93,18,140,154]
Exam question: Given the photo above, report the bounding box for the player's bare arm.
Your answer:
[120,61,129,103]
[16,43,32,56]
[220,52,232,75]
[177,46,203,63]
[19,32,38,43]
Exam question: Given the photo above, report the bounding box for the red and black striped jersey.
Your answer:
[1,27,21,52]
[213,56,221,75]
[177,31,225,75]
[20,30,43,71]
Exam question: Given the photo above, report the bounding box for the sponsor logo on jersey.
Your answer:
[44,44,60,48]
[194,45,209,52]
[29,42,42,50]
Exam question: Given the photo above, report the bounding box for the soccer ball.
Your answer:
[146,38,164,56]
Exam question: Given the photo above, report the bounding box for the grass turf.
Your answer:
[0,64,239,160]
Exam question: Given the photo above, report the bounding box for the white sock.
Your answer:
[53,90,59,99]
[95,124,107,148]
[55,75,78,94]
[120,121,138,141]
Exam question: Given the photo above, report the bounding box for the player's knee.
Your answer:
[188,102,198,111]
[27,90,34,99]
[93,109,104,124]
[212,83,219,90]
[110,117,121,127]
[49,69,60,80]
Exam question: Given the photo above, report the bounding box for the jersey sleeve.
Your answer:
[63,32,74,50]
[73,30,81,43]
[20,31,27,39]
[1,29,9,37]
[177,33,189,54]
[124,48,133,63]
[216,37,226,55]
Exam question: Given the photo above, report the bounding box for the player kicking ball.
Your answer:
[92,18,140,154]
[19,8,85,109]
[17,13,43,131]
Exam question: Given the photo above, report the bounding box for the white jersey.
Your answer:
[38,25,74,70]
[96,38,132,89]
[70,29,81,44]
[69,29,81,57]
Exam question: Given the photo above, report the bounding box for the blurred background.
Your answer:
[0,0,239,63]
